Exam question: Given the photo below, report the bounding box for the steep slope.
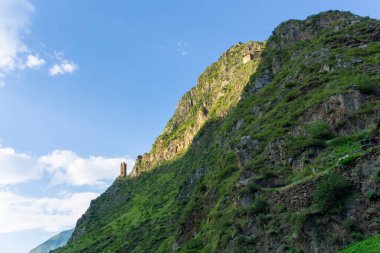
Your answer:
[131,41,264,176]
[339,234,380,253]
[30,229,74,253]
[56,11,380,253]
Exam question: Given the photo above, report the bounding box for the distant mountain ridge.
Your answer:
[30,229,73,253]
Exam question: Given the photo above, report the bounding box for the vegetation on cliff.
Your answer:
[55,11,380,253]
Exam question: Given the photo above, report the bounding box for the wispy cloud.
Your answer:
[177,40,191,56]
[0,190,99,233]
[25,54,46,69]
[0,0,78,85]
[0,74,6,88]
[0,0,34,72]
[49,60,78,76]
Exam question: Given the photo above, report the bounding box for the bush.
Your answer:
[356,75,376,94]
[313,173,350,213]
[287,211,307,236]
[247,198,268,215]
[285,82,297,89]
[242,182,261,194]
[286,90,302,102]
[259,167,278,179]
[358,82,376,94]
[308,121,334,140]
[365,189,377,200]
[236,235,247,244]
[217,164,239,179]
[339,154,360,166]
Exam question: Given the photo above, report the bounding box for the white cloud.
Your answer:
[0,1,78,85]
[0,0,34,72]
[0,147,41,186]
[39,150,134,186]
[177,40,190,56]
[25,54,46,69]
[49,60,78,76]
[0,146,134,187]
[0,190,99,233]
[0,145,135,234]
[0,74,6,88]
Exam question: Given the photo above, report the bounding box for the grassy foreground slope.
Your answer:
[339,235,380,253]
[56,11,380,253]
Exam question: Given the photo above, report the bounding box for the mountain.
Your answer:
[55,11,380,253]
[30,229,74,253]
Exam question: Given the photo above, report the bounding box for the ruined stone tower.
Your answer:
[242,53,254,64]
[120,162,127,177]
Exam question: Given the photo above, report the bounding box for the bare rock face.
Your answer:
[235,136,260,167]
[269,11,362,50]
[293,89,380,137]
[264,140,286,165]
[131,41,265,176]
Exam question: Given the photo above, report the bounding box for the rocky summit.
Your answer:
[54,11,380,253]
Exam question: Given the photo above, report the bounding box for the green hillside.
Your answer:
[55,11,380,253]
[339,235,380,253]
[30,229,74,253]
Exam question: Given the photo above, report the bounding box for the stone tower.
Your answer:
[242,53,254,64]
[120,162,127,177]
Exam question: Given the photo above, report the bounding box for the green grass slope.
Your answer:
[339,234,380,253]
[30,229,74,253]
[56,11,380,253]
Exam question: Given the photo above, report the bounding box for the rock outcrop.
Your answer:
[131,41,264,176]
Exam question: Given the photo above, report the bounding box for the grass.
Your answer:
[339,234,380,253]
[308,121,334,140]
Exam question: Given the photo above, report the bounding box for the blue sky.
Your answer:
[0,1,379,252]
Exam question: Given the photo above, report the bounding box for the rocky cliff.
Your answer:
[131,41,264,176]
[55,11,380,253]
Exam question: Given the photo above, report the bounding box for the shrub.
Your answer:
[342,218,355,231]
[365,189,377,200]
[351,232,364,241]
[242,182,261,194]
[236,235,247,244]
[356,75,376,94]
[225,151,237,163]
[285,82,297,89]
[287,211,307,236]
[247,198,268,215]
[308,121,334,140]
[313,173,350,213]
[285,90,302,102]
[339,154,360,166]
[217,164,239,179]
[259,167,278,179]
